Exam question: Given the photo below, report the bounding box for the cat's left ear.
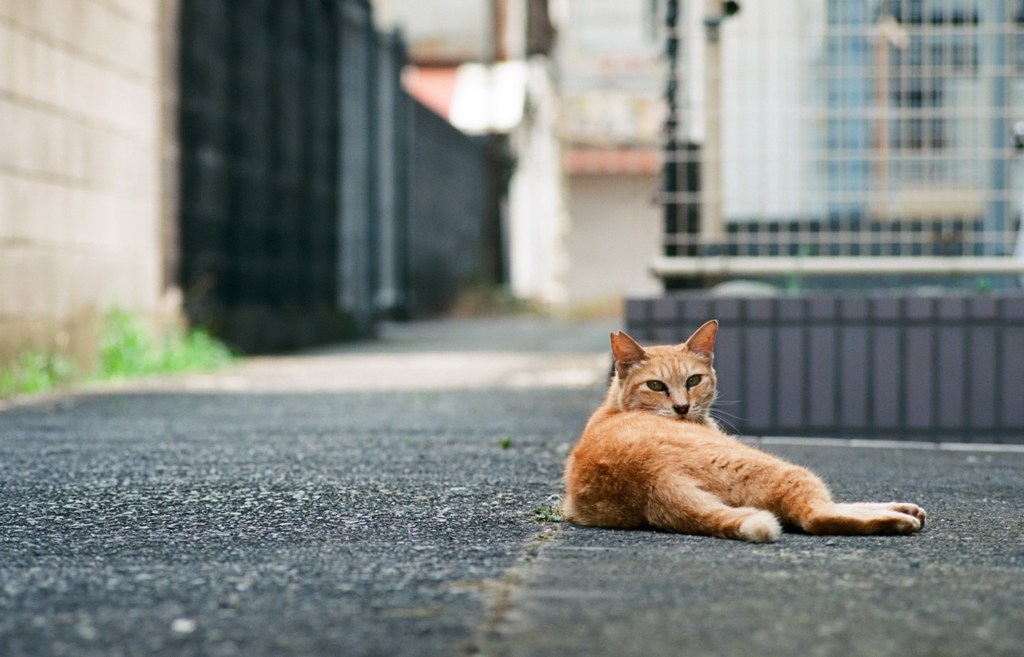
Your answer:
[683,320,718,362]
[610,331,647,379]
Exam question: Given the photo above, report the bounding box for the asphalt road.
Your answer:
[488,441,1024,657]
[1,317,1022,657]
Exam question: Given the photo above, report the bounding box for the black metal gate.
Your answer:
[178,0,503,352]
[178,0,409,352]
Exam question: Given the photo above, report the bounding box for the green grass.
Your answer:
[0,351,76,398]
[0,310,235,399]
[533,505,563,523]
[97,309,234,379]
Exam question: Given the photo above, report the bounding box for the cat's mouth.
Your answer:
[657,409,702,422]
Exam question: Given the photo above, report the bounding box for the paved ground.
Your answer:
[1,317,1022,657]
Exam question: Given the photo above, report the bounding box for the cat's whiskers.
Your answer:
[709,407,746,421]
[708,409,744,435]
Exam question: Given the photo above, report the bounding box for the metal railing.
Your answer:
[660,0,1024,284]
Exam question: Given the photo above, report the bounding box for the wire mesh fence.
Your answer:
[661,0,1024,279]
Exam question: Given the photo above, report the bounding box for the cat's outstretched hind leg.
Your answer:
[850,502,926,528]
[800,502,924,536]
[762,465,925,536]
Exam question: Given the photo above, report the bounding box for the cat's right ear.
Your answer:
[683,319,718,361]
[610,332,647,379]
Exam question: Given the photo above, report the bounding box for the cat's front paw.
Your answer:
[738,511,782,543]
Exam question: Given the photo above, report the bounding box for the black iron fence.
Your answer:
[178,0,498,352]
[626,292,1024,442]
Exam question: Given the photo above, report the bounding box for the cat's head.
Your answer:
[609,320,719,423]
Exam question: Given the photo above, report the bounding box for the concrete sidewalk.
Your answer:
[1,317,1022,657]
[82,316,616,394]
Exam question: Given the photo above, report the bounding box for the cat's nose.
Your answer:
[673,403,690,416]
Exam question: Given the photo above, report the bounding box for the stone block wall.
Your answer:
[0,0,175,367]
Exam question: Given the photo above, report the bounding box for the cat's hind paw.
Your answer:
[854,502,926,530]
[738,511,782,543]
[887,502,926,528]
[815,503,923,535]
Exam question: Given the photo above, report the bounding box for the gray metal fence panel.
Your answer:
[337,0,375,334]
[407,104,491,317]
[374,31,406,316]
[626,293,1024,442]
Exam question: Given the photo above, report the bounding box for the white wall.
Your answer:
[507,58,568,305]
[0,0,174,363]
[557,0,663,147]
[564,173,662,308]
[373,0,492,62]
[718,0,825,221]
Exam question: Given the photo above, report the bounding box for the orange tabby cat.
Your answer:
[562,320,926,542]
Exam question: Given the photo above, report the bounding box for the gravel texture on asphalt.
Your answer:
[485,443,1024,657]
[0,388,588,657]
[3,317,1023,657]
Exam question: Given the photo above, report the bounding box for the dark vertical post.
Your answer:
[335,0,374,336]
[984,0,1010,258]
[393,35,412,320]
[365,5,380,322]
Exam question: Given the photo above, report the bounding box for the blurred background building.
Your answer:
[659,0,1024,286]
[379,0,670,309]
[3,0,1024,374]
[556,0,666,310]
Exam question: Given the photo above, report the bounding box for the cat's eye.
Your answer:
[646,380,667,392]
[686,374,702,389]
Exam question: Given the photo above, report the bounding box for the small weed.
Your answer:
[533,505,562,523]
[0,351,76,398]
[0,310,235,399]
[97,309,234,379]
[499,437,513,450]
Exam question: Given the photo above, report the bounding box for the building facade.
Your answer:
[556,0,666,309]
[665,0,1023,263]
